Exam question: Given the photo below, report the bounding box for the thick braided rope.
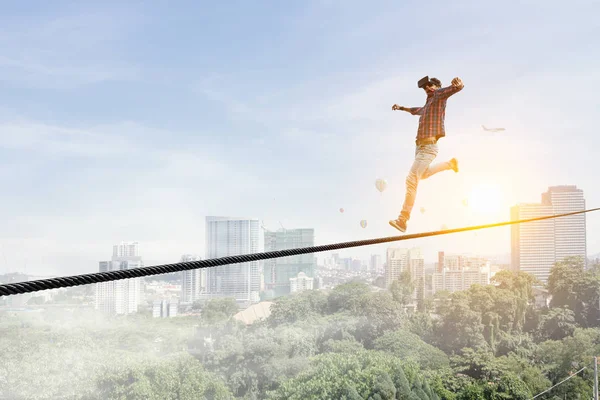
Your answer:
[1,207,598,296]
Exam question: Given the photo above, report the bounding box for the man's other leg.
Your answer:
[421,158,458,179]
[399,144,438,222]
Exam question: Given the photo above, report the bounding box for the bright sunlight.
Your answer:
[466,184,504,214]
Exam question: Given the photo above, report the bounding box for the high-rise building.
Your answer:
[323,255,337,270]
[153,299,178,318]
[204,216,260,304]
[370,254,383,274]
[542,186,587,265]
[113,242,139,259]
[511,185,586,283]
[432,251,492,294]
[180,254,204,304]
[443,254,465,270]
[432,269,489,294]
[386,248,408,287]
[385,247,422,287]
[410,257,425,283]
[264,228,315,296]
[95,242,143,315]
[511,203,556,283]
[437,253,488,271]
[290,272,314,293]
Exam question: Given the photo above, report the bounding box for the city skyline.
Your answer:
[0,189,595,278]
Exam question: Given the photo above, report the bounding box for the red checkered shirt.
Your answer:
[407,84,463,141]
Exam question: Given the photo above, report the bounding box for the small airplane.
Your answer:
[482,125,505,132]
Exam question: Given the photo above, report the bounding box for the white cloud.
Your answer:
[0,120,132,156]
[0,117,273,276]
[0,7,143,88]
[0,56,140,88]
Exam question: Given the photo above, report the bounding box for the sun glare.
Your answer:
[467,184,504,214]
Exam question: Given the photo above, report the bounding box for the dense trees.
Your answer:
[94,354,233,400]
[2,256,599,399]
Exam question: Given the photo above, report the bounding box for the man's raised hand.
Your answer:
[451,77,464,88]
[392,104,406,111]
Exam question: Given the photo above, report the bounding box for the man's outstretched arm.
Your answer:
[435,77,464,99]
[392,104,423,115]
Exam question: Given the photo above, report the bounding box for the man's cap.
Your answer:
[418,76,430,88]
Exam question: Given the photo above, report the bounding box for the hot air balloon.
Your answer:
[360,220,367,228]
[339,208,344,213]
[420,207,426,214]
[375,178,388,193]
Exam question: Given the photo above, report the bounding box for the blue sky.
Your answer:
[0,0,599,276]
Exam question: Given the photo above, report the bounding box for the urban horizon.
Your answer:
[0,183,593,278]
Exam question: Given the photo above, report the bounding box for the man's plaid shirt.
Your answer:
[407,84,463,141]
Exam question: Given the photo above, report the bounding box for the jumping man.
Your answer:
[389,76,464,233]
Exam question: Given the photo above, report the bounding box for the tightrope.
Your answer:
[1,207,598,296]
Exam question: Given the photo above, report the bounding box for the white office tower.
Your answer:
[511,203,555,283]
[512,185,586,283]
[205,217,260,304]
[385,247,422,287]
[542,186,587,266]
[95,242,143,315]
[181,254,204,304]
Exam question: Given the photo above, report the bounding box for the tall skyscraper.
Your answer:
[511,203,555,282]
[95,242,143,315]
[204,216,260,304]
[181,254,204,304]
[263,228,315,296]
[542,185,587,265]
[511,185,586,283]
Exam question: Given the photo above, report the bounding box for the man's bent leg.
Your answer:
[422,160,452,179]
[399,144,438,221]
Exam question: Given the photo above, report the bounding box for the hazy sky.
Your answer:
[0,0,599,276]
